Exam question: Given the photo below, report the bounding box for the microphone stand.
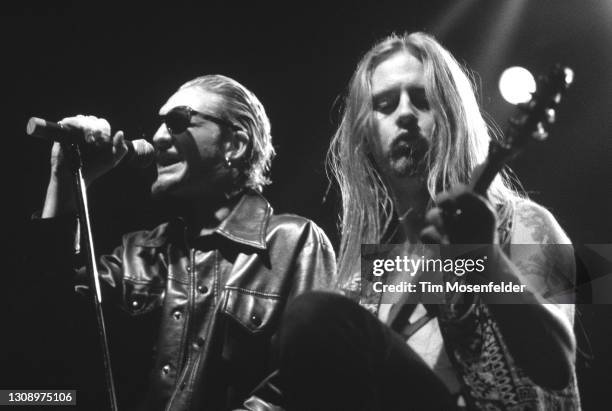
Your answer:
[67,143,119,411]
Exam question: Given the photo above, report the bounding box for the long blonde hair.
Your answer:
[327,32,523,285]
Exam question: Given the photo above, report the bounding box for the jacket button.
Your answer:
[162,364,170,375]
[197,285,209,294]
[251,315,262,326]
[172,311,182,320]
[193,337,205,349]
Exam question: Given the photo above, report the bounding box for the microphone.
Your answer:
[123,139,156,168]
[26,117,155,168]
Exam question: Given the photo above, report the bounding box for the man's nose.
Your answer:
[152,124,172,150]
[396,93,418,129]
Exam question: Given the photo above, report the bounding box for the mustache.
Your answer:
[389,131,428,157]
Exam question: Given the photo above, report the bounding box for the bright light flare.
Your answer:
[499,66,536,104]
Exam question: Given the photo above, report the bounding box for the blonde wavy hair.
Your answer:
[327,32,524,285]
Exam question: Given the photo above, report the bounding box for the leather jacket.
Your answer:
[36,190,336,410]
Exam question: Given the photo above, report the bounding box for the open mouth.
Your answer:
[390,132,421,157]
[156,153,182,167]
[156,162,182,171]
[387,131,431,177]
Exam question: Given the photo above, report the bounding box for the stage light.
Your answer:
[499,66,536,104]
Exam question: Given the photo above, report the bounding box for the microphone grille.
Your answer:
[130,139,156,168]
[26,117,48,137]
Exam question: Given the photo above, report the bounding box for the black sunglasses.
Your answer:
[161,105,242,135]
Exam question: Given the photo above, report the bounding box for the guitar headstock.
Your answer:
[504,64,574,149]
[472,65,574,196]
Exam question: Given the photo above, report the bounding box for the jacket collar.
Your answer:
[136,190,271,250]
[214,190,271,250]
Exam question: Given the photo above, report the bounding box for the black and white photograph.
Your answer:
[4,1,612,410]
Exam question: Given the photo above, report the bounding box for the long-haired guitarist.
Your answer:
[277,32,580,411]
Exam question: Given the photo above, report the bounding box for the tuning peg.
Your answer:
[532,122,549,141]
[562,67,574,87]
[545,108,556,124]
[549,64,575,91]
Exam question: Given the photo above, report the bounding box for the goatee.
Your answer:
[387,135,430,178]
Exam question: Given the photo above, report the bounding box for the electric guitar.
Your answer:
[393,64,575,336]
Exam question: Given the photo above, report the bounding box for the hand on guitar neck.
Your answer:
[420,65,573,247]
[420,166,498,245]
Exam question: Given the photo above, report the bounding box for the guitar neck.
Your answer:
[470,139,518,197]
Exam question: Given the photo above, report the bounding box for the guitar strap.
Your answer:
[390,208,513,340]
[390,303,438,340]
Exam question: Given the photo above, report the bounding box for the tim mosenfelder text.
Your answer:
[370,256,527,294]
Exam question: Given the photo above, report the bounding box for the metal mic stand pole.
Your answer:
[67,143,119,411]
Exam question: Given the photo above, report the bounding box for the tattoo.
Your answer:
[511,203,575,303]
[515,204,554,244]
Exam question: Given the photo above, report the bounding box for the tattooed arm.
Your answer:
[422,192,576,390]
[485,200,576,390]
[510,201,576,310]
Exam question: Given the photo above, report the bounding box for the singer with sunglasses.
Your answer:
[34,74,336,410]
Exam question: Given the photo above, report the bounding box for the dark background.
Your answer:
[3,1,612,409]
